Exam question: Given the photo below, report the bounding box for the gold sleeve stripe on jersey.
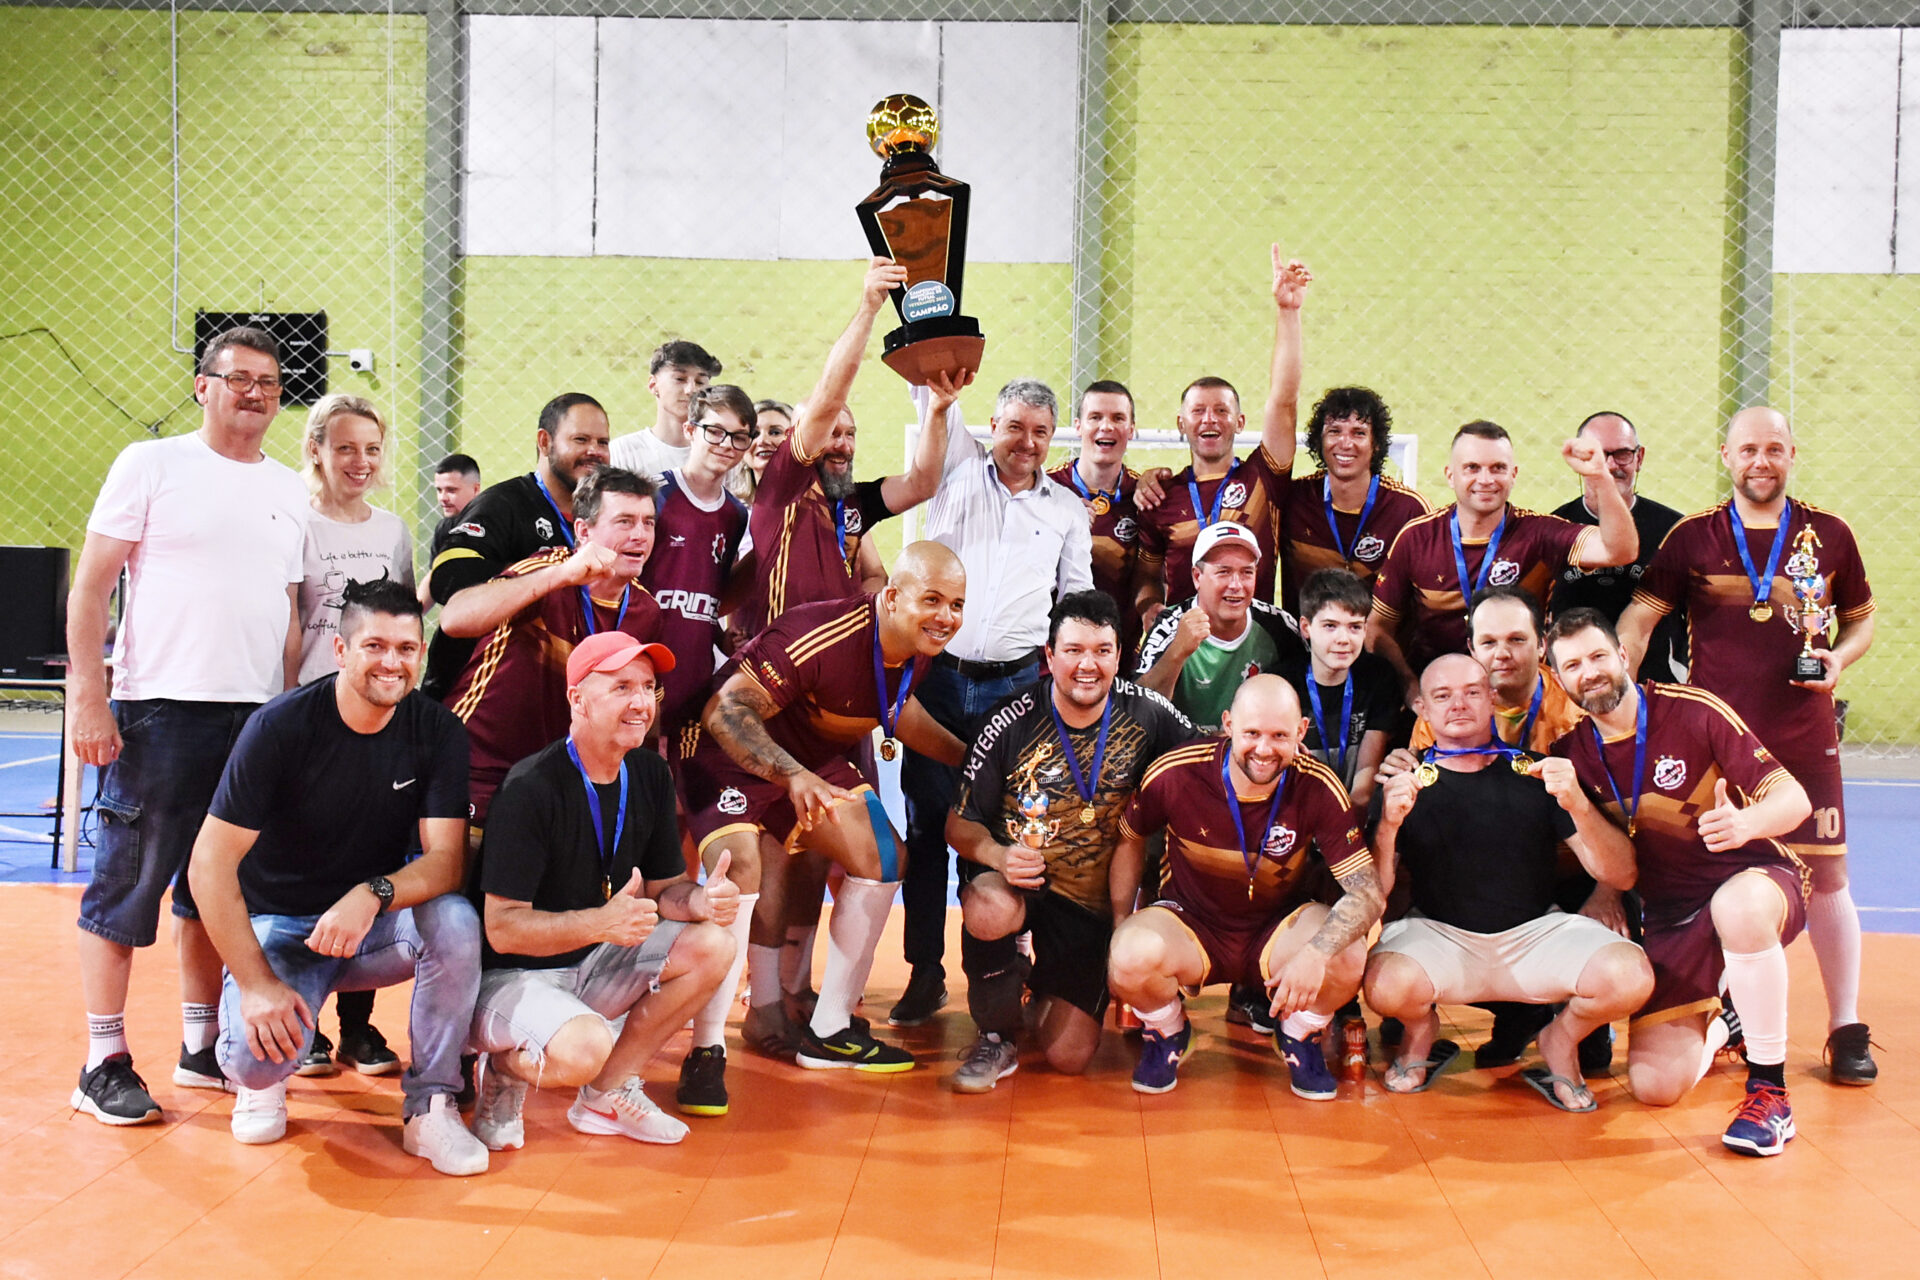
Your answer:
[503,547,569,578]
[429,547,483,572]
[1840,601,1876,622]
[1629,587,1675,618]
[1140,741,1218,788]
[1369,600,1402,625]
[768,505,799,620]
[1567,524,1599,567]
[787,605,870,665]
[1117,814,1144,841]
[1748,768,1795,803]
[1327,849,1375,881]
[448,617,517,722]
[1657,683,1758,736]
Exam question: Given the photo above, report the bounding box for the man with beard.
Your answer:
[187,581,488,1173]
[1546,608,1812,1154]
[1108,675,1381,1097]
[1618,406,1878,1085]
[944,592,1194,1092]
[1049,380,1144,656]
[608,339,723,482]
[423,393,612,699]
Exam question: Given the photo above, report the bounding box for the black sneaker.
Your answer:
[1825,1022,1878,1086]
[887,967,949,1028]
[337,1024,402,1076]
[1224,982,1277,1035]
[72,1053,161,1126]
[676,1045,729,1116]
[295,1029,337,1078]
[175,1042,235,1091]
[797,1023,916,1073]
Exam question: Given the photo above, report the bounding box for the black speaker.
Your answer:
[0,546,70,679]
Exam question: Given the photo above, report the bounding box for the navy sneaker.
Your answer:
[1132,1022,1191,1095]
[72,1054,161,1126]
[1275,1027,1338,1101]
[1723,1080,1794,1156]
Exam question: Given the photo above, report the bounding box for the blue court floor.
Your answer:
[3,727,1916,932]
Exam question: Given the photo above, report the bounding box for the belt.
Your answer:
[936,649,1041,681]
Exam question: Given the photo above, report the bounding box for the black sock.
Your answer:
[1748,1061,1786,1089]
[337,988,376,1035]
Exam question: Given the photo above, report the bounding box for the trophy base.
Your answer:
[1794,653,1828,682]
[881,316,985,386]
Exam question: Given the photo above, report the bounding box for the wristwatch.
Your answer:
[364,875,395,915]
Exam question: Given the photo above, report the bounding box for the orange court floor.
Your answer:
[3,882,1918,1280]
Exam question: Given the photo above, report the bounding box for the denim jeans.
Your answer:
[216,892,481,1117]
[79,699,259,946]
[900,659,1042,971]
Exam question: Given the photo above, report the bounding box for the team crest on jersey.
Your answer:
[1353,534,1386,562]
[1652,755,1686,790]
[717,787,749,816]
[843,507,864,536]
[453,521,485,538]
[712,533,728,562]
[758,661,787,689]
[535,516,555,540]
[1113,517,1138,544]
[1243,661,1262,680]
[1487,559,1521,586]
[1220,481,1249,510]
[1263,824,1297,859]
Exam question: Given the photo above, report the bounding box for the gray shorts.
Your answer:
[471,921,687,1061]
[1372,910,1630,1005]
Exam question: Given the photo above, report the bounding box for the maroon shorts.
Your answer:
[1775,747,1846,859]
[1149,898,1311,989]
[1634,862,1807,1025]
[683,751,869,855]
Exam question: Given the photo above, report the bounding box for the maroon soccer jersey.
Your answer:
[739,436,884,635]
[1631,500,1873,768]
[641,471,748,745]
[446,549,664,822]
[1120,738,1371,929]
[1048,461,1143,651]
[1552,683,1808,928]
[1279,471,1430,612]
[1371,504,1590,671]
[1136,445,1290,603]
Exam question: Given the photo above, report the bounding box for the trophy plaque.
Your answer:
[856,94,986,385]
[1787,526,1834,682]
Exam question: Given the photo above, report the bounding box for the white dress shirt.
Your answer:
[913,388,1093,663]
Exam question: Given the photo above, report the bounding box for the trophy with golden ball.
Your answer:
[1787,526,1835,682]
[856,94,986,385]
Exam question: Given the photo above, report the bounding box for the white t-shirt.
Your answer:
[296,507,417,685]
[86,432,309,702]
[609,429,690,482]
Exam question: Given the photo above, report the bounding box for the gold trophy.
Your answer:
[856,94,986,385]
[1006,757,1059,852]
[1786,527,1834,682]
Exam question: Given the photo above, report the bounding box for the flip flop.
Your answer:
[1518,1064,1598,1113]
[1384,1038,1461,1094]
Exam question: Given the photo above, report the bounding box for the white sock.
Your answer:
[746,942,783,1012]
[1694,1008,1733,1086]
[1806,886,1863,1028]
[810,877,896,1038]
[182,1001,219,1054]
[782,924,817,995]
[87,1013,129,1069]
[691,893,757,1048]
[1136,999,1187,1038]
[1280,1009,1333,1042]
[1723,945,1790,1067]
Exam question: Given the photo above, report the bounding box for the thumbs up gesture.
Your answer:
[600,867,660,946]
[699,849,742,928]
[1697,777,1749,853]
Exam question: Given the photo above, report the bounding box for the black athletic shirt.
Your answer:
[1275,649,1404,792]
[209,678,470,917]
[422,473,575,699]
[1374,755,1577,934]
[475,737,685,971]
[1551,493,1688,684]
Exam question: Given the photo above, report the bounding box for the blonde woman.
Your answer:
[725,398,792,504]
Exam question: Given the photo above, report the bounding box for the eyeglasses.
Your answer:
[1600,447,1643,465]
[697,421,755,450]
[208,371,284,395]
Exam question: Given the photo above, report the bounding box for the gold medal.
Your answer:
[1749,602,1773,623]
[1512,755,1534,776]
[879,737,898,762]
[1414,762,1439,788]
[1627,818,1638,838]
[1091,495,1111,517]
[1081,805,1097,824]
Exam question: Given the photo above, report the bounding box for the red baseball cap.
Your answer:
[565,631,676,689]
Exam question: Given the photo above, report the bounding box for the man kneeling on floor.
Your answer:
[1108,675,1384,1096]
[188,580,489,1173]
[468,631,739,1148]
[1361,653,1652,1112]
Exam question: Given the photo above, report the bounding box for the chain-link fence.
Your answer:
[2,2,1915,746]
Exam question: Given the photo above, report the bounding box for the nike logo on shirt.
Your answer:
[392,778,415,790]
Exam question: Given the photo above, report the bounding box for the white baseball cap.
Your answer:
[1193,520,1262,565]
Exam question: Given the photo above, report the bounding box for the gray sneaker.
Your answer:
[951,1032,1019,1094]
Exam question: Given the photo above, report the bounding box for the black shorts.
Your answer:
[960,860,1111,1019]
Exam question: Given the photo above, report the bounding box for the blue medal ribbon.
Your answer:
[1222,750,1291,884]
[1047,686,1114,820]
[832,498,850,566]
[1422,719,1530,770]
[1588,685,1649,836]
[1323,474,1381,564]
[566,737,628,898]
[1728,497,1792,613]
[1068,462,1122,512]
[1304,672,1355,778]
[1516,677,1545,750]
[578,583,631,637]
[531,471,578,549]
[1448,506,1509,606]
[1186,461,1237,533]
[871,627,915,742]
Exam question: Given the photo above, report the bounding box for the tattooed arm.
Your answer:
[1265,860,1385,1019]
[702,673,853,829]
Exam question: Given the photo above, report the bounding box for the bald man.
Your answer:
[690,543,969,1075]
[1107,675,1384,1096]
[1363,654,1649,1111]
[1619,406,1879,1084]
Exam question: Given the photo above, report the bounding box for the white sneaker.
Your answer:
[567,1078,688,1145]
[402,1094,490,1176]
[230,1081,288,1145]
[471,1054,528,1152]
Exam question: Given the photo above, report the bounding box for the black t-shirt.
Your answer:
[429,512,457,560]
[422,473,575,699]
[209,679,470,917]
[1276,650,1403,791]
[1375,755,1577,934]
[1551,493,1687,684]
[475,737,685,970]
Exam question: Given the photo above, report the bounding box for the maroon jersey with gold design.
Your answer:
[641,472,747,742]
[1136,446,1291,603]
[738,437,893,635]
[1121,737,1370,928]
[1048,461,1142,650]
[1631,500,1872,769]
[446,549,664,822]
[1372,504,1590,672]
[1552,683,1808,927]
[1279,471,1430,612]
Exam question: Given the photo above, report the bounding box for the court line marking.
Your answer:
[0,754,58,771]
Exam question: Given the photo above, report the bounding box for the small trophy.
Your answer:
[1006,760,1059,852]
[1786,527,1833,682]
[856,94,986,386]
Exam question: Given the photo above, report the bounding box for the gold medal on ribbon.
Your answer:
[1627,818,1638,838]
[1512,755,1534,776]
[1081,805,1097,825]
[879,737,898,762]
[1414,762,1439,788]
[1091,495,1111,517]
[1749,602,1773,623]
